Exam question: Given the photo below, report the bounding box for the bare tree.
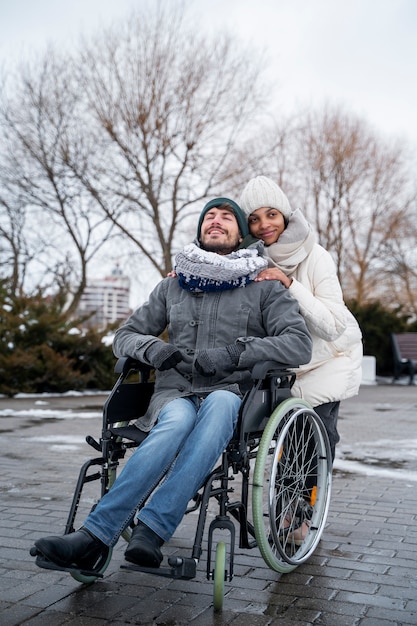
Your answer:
[379,218,417,316]
[224,112,306,201]
[227,105,417,314]
[2,4,416,318]
[292,107,416,308]
[63,4,268,277]
[0,3,270,312]
[0,191,30,295]
[0,52,117,313]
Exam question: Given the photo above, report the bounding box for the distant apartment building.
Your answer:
[77,267,131,328]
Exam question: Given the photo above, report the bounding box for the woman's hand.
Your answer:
[167,270,177,278]
[254,267,293,288]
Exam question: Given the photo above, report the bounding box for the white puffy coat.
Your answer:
[272,244,363,406]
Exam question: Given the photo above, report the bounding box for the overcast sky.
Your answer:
[1,0,416,146]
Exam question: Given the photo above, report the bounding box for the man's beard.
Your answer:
[200,237,240,255]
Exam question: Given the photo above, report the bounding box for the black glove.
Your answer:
[194,344,245,377]
[145,340,183,371]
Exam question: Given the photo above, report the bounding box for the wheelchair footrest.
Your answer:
[33,554,104,578]
[121,555,197,580]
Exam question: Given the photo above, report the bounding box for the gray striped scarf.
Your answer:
[175,243,267,292]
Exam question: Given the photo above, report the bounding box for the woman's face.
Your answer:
[248,207,286,246]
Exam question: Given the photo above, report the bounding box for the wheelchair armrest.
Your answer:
[250,360,296,381]
[114,356,152,378]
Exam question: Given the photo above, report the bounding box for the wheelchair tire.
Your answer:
[70,547,113,584]
[252,398,332,573]
[213,541,226,612]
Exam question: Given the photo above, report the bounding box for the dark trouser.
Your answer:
[300,400,340,496]
[313,401,340,463]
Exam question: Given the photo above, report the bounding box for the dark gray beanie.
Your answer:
[197,197,249,240]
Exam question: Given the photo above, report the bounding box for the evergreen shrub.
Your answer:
[0,284,116,396]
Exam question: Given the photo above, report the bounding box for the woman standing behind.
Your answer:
[240,176,363,462]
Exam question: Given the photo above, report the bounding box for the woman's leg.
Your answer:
[314,401,340,463]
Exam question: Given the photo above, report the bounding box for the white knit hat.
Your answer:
[239,176,292,219]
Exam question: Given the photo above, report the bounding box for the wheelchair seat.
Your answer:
[103,357,153,443]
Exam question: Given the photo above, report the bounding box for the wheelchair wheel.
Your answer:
[252,398,332,573]
[213,541,226,612]
[70,547,113,584]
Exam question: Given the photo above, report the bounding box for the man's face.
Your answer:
[199,207,242,255]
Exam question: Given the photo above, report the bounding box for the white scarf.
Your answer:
[265,209,316,274]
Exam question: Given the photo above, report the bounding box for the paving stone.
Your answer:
[1,383,416,623]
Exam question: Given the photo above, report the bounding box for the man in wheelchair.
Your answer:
[32,198,312,574]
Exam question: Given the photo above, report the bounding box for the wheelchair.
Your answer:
[31,356,332,611]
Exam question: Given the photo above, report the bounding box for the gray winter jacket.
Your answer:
[113,277,312,431]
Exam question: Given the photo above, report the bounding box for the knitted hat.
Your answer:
[197,197,249,240]
[239,176,292,219]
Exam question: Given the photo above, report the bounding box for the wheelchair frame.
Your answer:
[32,356,332,611]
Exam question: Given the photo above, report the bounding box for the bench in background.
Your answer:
[391,332,417,384]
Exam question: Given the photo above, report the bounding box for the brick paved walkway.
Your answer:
[0,383,416,625]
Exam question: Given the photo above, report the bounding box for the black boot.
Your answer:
[124,521,164,568]
[32,528,109,570]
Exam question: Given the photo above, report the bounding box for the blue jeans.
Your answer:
[83,390,241,546]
